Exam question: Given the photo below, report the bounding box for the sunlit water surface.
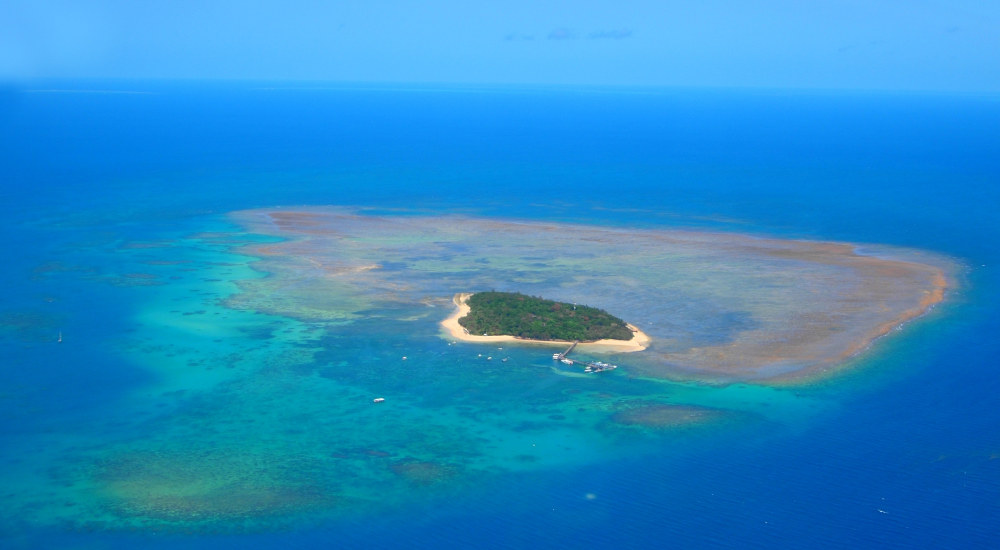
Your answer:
[0,82,997,548]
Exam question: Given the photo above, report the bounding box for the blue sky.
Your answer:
[3,0,998,91]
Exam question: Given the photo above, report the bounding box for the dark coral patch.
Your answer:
[92,450,337,530]
[611,404,723,429]
[389,460,458,486]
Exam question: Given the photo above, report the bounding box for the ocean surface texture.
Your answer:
[0,82,998,549]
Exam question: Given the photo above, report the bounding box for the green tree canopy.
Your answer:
[458,292,634,341]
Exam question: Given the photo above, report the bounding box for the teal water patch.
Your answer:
[0,208,940,535]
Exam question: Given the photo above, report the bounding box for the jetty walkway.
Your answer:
[552,341,618,373]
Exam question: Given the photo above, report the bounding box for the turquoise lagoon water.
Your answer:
[0,82,998,548]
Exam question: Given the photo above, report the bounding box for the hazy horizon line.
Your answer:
[6,77,999,98]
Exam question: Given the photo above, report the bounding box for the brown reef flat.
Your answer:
[226,206,955,383]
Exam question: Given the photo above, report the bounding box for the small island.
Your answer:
[460,291,633,341]
[442,292,650,352]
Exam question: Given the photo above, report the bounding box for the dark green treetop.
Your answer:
[458,291,634,341]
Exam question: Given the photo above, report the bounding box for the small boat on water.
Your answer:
[560,358,573,365]
[57,331,62,343]
[373,397,385,403]
[584,362,618,373]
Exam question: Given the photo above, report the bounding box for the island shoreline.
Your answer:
[441,292,651,353]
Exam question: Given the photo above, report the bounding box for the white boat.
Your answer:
[373,397,385,403]
[585,363,617,373]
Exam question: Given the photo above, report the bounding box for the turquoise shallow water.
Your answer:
[0,82,998,548]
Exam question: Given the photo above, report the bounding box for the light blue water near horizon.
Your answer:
[1,81,998,548]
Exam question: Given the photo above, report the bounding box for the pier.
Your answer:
[553,341,578,361]
[552,341,618,373]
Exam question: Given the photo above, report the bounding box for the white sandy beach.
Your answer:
[440,292,651,353]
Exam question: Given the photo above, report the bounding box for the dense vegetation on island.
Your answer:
[458,292,634,341]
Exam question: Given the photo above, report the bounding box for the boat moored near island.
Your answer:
[551,340,620,373]
[584,361,618,373]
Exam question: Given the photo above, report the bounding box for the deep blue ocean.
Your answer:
[1,81,998,548]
